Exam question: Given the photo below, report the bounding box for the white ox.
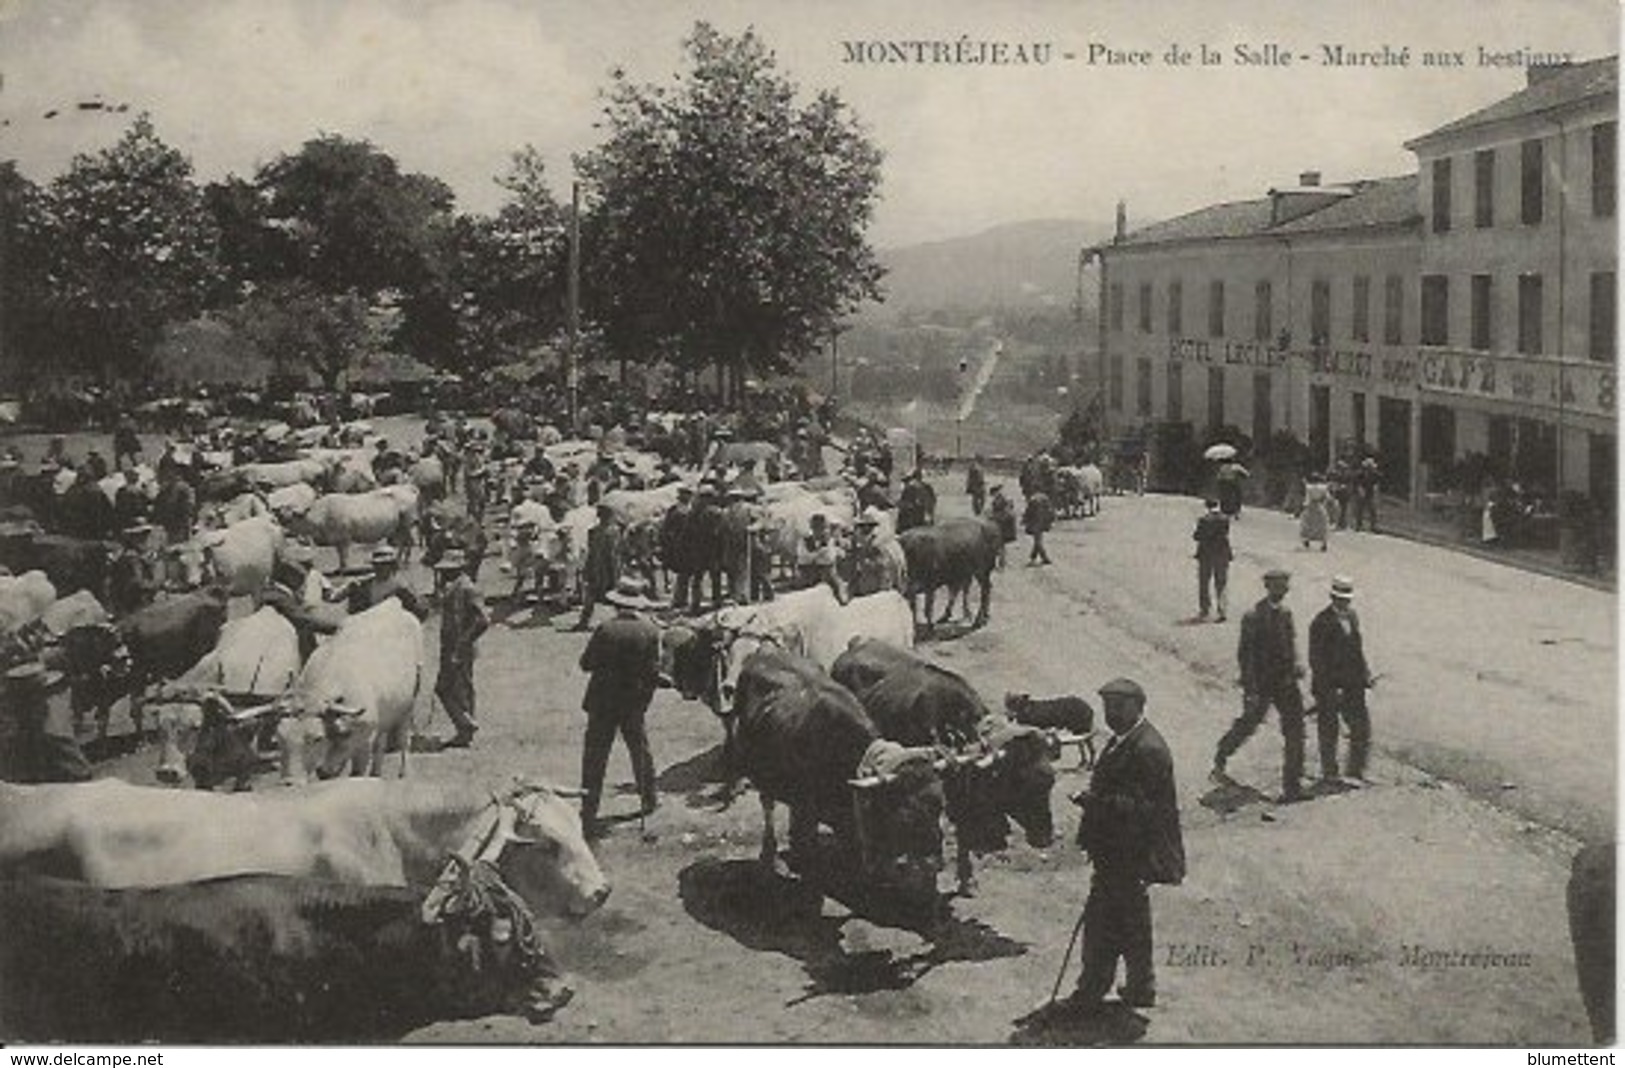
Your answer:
[504,502,594,600]
[0,571,57,635]
[151,606,303,787]
[240,458,328,490]
[37,590,110,636]
[759,490,859,572]
[95,465,159,506]
[599,481,686,528]
[710,586,914,706]
[169,513,285,597]
[265,482,319,519]
[292,487,417,570]
[1057,464,1105,518]
[274,599,423,785]
[0,777,610,919]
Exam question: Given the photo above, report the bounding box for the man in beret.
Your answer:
[0,662,91,784]
[1069,677,1184,1013]
[1309,576,1374,785]
[1212,568,1308,802]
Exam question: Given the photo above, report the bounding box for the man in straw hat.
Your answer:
[434,550,489,750]
[1308,576,1374,786]
[577,576,662,836]
[1211,568,1308,802]
[347,545,425,618]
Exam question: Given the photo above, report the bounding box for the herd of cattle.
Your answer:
[0,413,1111,1043]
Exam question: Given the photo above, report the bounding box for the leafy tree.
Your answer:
[246,135,457,372]
[0,163,52,389]
[576,23,884,405]
[226,280,394,390]
[32,115,219,381]
[449,147,569,370]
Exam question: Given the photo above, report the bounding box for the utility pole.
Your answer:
[567,180,582,433]
[830,327,839,398]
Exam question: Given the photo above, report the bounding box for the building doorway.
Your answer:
[1377,397,1412,497]
[1207,367,1226,432]
[1590,431,1616,516]
[1310,386,1331,470]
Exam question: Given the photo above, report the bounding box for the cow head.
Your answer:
[154,690,274,790]
[164,540,211,592]
[423,781,612,923]
[973,722,1056,850]
[850,743,947,891]
[272,694,370,785]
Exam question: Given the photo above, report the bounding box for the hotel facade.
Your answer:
[1088,57,1617,509]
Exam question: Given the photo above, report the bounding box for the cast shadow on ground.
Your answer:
[1198,780,1273,815]
[678,851,1026,1006]
[1008,998,1148,1046]
[915,618,984,645]
[654,743,740,810]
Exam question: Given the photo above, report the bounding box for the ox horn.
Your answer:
[848,775,884,790]
[324,701,363,718]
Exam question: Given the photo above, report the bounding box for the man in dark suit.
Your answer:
[578,576,662,836]
[1212,568,1308,802]
[1309,576,1373,784]
[1070,677,1185,1013]
[1192,498,1233,622]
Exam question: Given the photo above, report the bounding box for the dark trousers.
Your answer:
[670,570,692,609]
[1215,684,1306,794]
[1353,491,1378,532]
[580,702,658,823]
[1074,867,1155,1003]
[1028,531,1051,564]
[1197,558,1228,617]
[970,491,986,516]
[1316,686,1371,779]
[436,658,476,739]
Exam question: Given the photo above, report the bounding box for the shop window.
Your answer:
[1136,357,1153,417]
[1207,366,1225,429]
[1591,272,1615,362]
[1251,372,1272,445]
[1109,354,1124,411]
[1138,283,1152,333]
[1109,283,1124,332]
[1166,361,1184,422]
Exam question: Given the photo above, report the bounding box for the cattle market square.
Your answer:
[0,8,1614,1049]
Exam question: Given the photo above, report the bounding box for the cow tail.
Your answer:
[402,658,423,778]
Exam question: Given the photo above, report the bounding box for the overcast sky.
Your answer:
[0,0,1616,247]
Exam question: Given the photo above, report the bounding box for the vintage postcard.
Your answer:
[0,0,1615,1049]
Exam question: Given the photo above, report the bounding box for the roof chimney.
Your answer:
[1114,199,1127,243]
[1299,170,1321,187]
[1527,62,1573,87]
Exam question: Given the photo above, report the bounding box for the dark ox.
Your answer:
[0,532,118,603]
[897,517,1002,631]
[60,588,228,739]
[0,870,572,1042]
[731,645,945,897]
[1005,691,1099,767]
[1568,841,1615,1043]
[832,638,1056,895]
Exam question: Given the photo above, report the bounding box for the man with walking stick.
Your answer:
[1064,678,1185,1015]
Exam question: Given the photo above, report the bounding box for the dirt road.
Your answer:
[79,428,1600,1045]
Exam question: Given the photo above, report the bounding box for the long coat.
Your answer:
[1299,482,1331,543]
[1077,717,1184,885]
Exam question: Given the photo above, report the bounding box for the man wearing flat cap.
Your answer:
[1069,677,1184,1013]
[1212,568,1308,802]
[1309,576,1374,785]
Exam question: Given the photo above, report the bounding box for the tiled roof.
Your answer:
[1113,197,1276,247]
[1273,175,1420,234]
[1408,55,1617,145]
[1112,175,1419,250]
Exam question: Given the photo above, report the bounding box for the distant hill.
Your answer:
[864,218,1112,319]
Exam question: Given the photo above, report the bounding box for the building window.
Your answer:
[1420,404,1456,467]
[1136,357,1153,417]
[1431,157,1452,234]
[1310,278,1331,346]
[1594,122,1616,218]
[1383,275,1404,345]
[1138,283,1152,333]
[1352,275,1371,343]
[1207,280,1225,338]
[1109,354,1124,411]
[1517,274,1543,355]
[1521,138,1544,225]
[1591,271,1615,362]
[1352,392,1367,447]
[1470,275,1492,351]
[1252,372,1272,445]
[1421,275,1449,346]
[1207,366,1225,429]
[1474,149,1495,228]
[1167,279,1183,335]
[1166,361,1184,422]
[1109,283,1124,332]
[1254,280,1272,342]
